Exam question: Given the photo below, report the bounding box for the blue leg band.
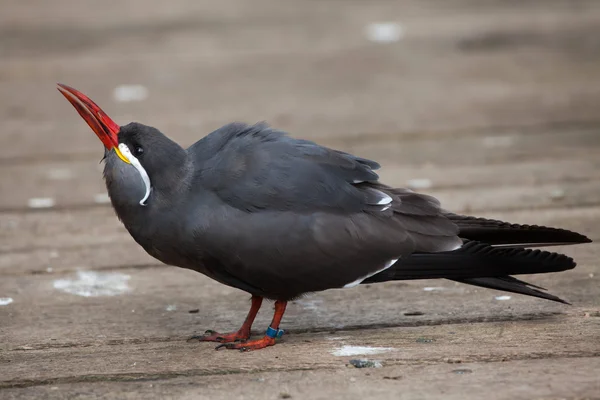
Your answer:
[265,326,285,339]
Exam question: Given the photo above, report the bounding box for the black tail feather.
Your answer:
[445,213,592,247]
[366,241,576,282]
[453,276,569,304]
[364,241,575,302]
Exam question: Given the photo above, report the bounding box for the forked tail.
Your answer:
[365,215,591,303]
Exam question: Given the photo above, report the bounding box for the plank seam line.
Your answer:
[1,119,600,167]
[2,353,600,389]
[7,312,567,352]
[3,194,600,217]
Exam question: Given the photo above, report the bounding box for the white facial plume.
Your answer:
[118,143,152,206]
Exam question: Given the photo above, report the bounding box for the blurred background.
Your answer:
[1,0,599,398]
[1,0,600,211]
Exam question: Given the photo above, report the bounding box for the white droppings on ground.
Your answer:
[365,23,404,43]
[331,345,395,357]
[407,178,433,190]
[0,297,14,306]
[46,267,53,273]
[93,193,111,204]
[482,135,514,148]
[53,271,131,297]
[166,305,177,311]
[113,84,149,103]
[495,295,512,301]
[423,287,445,291]
[27,197,55,209]
[46,168,73,180]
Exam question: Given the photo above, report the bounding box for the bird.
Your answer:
[57,83,592,352]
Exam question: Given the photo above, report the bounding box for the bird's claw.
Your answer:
[189,329,250,343]
[215,343,234,351]
[213,336,276,351]
[214,343,251,352]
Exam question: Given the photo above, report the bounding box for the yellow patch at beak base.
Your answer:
[115,147,130,164]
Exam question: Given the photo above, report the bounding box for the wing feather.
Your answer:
[189,123,461,298]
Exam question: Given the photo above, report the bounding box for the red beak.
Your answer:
[57,83,120,149]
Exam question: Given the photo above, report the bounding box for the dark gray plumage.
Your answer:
[107,122,462,300]
[104,122,589,302]
[57,82,591,351]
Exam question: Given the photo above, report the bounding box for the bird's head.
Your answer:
[57,83,187,209]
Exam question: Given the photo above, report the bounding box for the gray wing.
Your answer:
[194,123,384,213]
[189,123,461,298]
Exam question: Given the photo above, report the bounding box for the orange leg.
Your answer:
[189,296,263,343]
[216,300,287,352]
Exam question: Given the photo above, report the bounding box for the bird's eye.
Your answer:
[134,146,144,156]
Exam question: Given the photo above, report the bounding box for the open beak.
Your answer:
[57,83,130,164]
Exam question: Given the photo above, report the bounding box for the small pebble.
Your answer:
[452,368,473,374]
[416,337,435,343]
[495,295,511,301]
[27,197,55,209]
[166,305,177,312]
[349,359,383,368]
[445,358,462,364]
